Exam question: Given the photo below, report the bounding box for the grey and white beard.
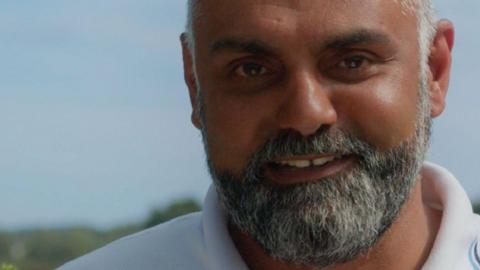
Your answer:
[201,80,432,269]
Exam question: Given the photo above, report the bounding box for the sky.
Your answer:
[0,0,478,230]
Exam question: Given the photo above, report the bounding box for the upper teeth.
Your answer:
[279,160,311,168]
[313,156,336,166]
[276,156,339,168]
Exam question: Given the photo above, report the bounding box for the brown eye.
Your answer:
[339,55,368,69]
[323,53,380,83]
[235,63,268,77]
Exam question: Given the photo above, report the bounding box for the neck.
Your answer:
[229,178,442,270]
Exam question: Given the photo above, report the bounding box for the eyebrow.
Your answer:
[209,29,393,56]
[325,30,393,49]
[210,38,275,56]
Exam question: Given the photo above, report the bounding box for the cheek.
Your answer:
[335,76,419,150]
[201,90,275,173]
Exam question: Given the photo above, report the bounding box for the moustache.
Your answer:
[248,128,374,165]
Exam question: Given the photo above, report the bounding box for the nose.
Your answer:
[276,70,337,136]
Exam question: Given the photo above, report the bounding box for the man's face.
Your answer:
[186,0,434,268]
[192,0,422,179]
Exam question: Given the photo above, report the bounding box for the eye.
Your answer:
[338,55,369,70]
[323,53,380,83]
[235,62,268,78]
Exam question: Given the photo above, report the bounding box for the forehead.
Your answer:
[194,0,418,51]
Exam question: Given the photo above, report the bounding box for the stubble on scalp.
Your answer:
[394,0,420,16]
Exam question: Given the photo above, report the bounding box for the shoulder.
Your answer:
[57,212,208,270]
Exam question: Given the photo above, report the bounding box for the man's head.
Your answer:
[181,0,453,268]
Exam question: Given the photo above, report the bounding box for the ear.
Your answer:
[180,33,202,129]
[427,20,455,118]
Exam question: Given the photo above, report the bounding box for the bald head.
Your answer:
[184,0,436,73]
[186,0,434,30]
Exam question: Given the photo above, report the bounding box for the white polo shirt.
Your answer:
[58,163,480,270]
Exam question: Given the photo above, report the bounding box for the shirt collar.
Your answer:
[202,185,249,270]
[421,162,477,270]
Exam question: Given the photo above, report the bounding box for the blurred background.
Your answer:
[0,1,478,269]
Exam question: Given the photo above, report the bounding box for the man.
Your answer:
[59,0,480,269]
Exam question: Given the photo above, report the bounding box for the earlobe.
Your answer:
[191,113,201,129]
[428,20,455,118]
[180,33,202,129]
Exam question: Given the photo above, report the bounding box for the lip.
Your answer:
[264,154,356,186]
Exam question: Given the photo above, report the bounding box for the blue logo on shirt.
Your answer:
[470,239,480,270]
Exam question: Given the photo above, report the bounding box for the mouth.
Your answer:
[263,154,356,186]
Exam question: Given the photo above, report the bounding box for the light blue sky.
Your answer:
[0,1,478,229]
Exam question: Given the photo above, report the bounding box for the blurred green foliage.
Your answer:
[143,199,201,229]
[0,199,201,270]
[1,263,18,270]
[474,202,480,215]
[0,199,477,270]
